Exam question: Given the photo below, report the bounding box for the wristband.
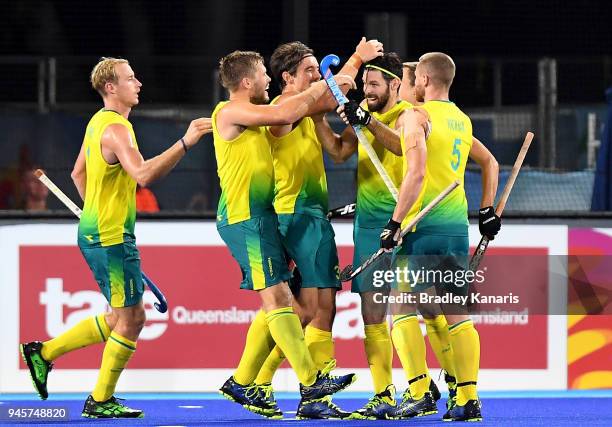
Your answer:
[347,53,362,69]
[180,137,188,153]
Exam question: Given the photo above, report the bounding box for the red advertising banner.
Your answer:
[19,243,547,371]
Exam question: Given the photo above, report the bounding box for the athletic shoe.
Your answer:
[443,399,482,422]
[81,395,143,418]
[254,382,283,418]
[445,372,457,411]
[300,359,356,401]
[395,391,438,418]
[400,378,441,402]
[348,384,396,420]
[296,395,351,419]
[219,377,282,418]
[20,341,52,400]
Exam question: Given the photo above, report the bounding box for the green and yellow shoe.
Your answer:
[20,341,52,400]
[81,395,144,418]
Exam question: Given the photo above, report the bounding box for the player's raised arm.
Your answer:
[102,117,212,187]
[469,136,501,239]
[299,37,384,116]
[312,113,358,163]
[219,75,355,131]
[380,109,428,250]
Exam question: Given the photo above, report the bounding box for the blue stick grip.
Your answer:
[142,272,168,313]
[320,54,348,105]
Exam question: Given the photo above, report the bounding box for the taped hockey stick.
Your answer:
[320,54,399,201]
[339,180,460,281]
[35,169,168,313]
[468,132,534,271]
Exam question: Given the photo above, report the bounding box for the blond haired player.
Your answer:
[380,52,500,421]
[20,57,212,418]
[213,50,359,419]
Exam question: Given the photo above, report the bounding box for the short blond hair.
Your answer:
[90,57,129,96]
[218,51,263,91]
[418,52,455,88]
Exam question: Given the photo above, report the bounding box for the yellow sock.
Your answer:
[234,310,275,385]
[304,325,334,370]
[424,315,456,378]
[92,332,136,402]
[364,322,393,394]
[449,319,480,405]
[254,345,285,385]
[392,314,430,399]
[266,307,317,386]
[41,314,110,361]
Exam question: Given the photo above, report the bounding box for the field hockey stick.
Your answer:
[320,54,399,201]
[35,169,168,313]
[328,202,356,219]
[339,180,460,282]
[468,131,534,272]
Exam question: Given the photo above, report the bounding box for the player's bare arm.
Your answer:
[305,37,383,116]
[101,118,212,187]
[217,75,355,140]
[71,140,87,200]
[392,110,428,223]
[312,114,358,163]
[469,137,499,208]
[470,136,501,239]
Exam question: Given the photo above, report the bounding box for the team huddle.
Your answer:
[19,36,501,422]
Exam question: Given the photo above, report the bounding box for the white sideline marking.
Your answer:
[178,405,203,409]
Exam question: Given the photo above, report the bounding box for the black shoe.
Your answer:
[20,341,52,400]
[445,372,457,411]
[443,399,482,422]
[219,377,282,418]
[349,385,397,420]
[395,391,438,419]
[296,395,351,419]
[81,395,143,418]
[299,359,356,401]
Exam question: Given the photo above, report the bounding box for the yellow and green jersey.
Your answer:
[78,109,137,247]
[212,101,275,226]
[401,100,472,235]
[356,100,411,228]
[268,97,328,218]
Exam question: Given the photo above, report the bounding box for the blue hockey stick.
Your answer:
[320,54,399,201]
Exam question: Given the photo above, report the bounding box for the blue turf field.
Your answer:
[1,391,611,426]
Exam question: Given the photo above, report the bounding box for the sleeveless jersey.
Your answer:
[356,100,412,228]
[268,96,328,218]
[212,101,275,226]
[401,100,472,235]
[78,109,137,247]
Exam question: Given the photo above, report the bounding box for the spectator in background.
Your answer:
[135,184,159,212]
[19,167,49,211]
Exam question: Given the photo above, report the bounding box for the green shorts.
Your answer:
[278,213,340,288]
[218,213,291,291]
[79,241,144,308]
[352,225,392,293]
[393,232,470,296]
